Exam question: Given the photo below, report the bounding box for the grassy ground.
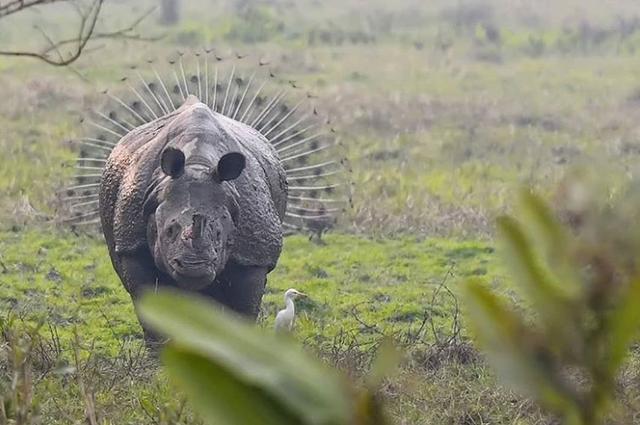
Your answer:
[0,229,499,350]
[2,0,640,423]
[0,228,511,424]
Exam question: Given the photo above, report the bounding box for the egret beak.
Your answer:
[297,292,308,298]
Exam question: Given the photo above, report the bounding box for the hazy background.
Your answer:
[2,0,640,237]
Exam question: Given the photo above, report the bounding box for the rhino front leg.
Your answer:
[216,264,268,319]
[117,254,167,350]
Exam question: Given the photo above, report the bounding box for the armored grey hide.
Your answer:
[99,96,288,320]
[103,96,286,260]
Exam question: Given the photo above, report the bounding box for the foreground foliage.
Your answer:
[139,290,400,425]
[465,185,640,425]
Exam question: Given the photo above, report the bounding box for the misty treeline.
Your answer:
[160,0,180,25]
[4,0,640,63]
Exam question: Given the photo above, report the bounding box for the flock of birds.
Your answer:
[274,288,307,333]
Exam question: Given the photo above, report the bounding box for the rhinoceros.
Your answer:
[63,53,350,343]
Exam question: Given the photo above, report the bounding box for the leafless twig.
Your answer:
[0,0,159,66]
[0,0,66,18]
[0,255,7,273]
[407,264,458,345]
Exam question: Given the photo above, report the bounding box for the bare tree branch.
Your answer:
[34,23,66,63]
[39,6,160,56]
[0,0,67,18]
[0,0,158,67]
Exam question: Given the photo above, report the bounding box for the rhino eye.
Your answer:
[166,222,180,239]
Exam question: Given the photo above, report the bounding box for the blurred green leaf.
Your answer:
[353,391,387,425]
[138,397,157,416]
[366,338,401,390]
[497,216,575,342]
[518,191,580,298]
[605,277,640,375]
[162,346,299,425]
[138,289,351,425]
[463,280,579,417]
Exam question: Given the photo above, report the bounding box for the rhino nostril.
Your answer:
[192,214,205,239]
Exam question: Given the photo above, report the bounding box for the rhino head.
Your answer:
[145,145,246,290]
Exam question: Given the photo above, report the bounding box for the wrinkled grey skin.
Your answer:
[99,96,287,345]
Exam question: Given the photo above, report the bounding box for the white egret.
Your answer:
[274,288,307,333]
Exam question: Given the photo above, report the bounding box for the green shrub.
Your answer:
[464,186,640,425]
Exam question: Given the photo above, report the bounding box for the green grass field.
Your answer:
[2,0,640,423]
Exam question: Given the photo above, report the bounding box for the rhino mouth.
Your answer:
[169,259,216,290]
[170,258,213,278]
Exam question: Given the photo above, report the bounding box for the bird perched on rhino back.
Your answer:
[61,51,351,344]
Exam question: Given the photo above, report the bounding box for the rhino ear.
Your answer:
[160,147,185,178]
[215,152,246,182]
